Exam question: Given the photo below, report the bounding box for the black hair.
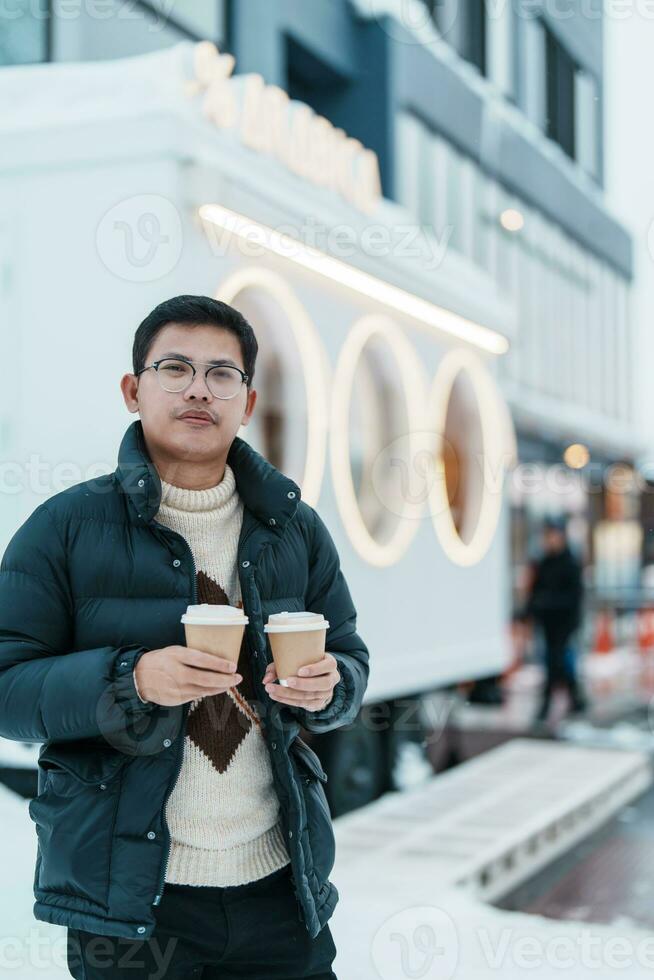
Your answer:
[132,295,258,388]
[543,514,567,533]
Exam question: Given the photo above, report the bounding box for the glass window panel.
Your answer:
[394,111,423,219]
[486,0,514,96]
[0,0,48,65]
[575,69,599,179]
[147,0,227,42]
[521,19,546,131]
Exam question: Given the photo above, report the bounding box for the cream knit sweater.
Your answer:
[142,464,290,886]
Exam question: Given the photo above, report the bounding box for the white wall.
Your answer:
[604,18,654,468]
[0,47,514,700]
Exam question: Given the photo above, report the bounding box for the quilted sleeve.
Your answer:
[0,503,154,744]
[290,508,370,734]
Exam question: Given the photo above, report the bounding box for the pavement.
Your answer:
[2,763,653,979]
[2,649,653,978]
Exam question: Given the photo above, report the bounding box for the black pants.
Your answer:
[539,630,585,716]
[66,864,338,979]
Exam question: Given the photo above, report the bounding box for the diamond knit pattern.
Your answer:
[154,465,290,887]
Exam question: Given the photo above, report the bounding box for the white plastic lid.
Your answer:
[264,611,329,633]
[181,603,249,626]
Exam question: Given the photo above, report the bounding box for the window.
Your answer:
[461,0,486,75]
[348,334,412,547]
[0,0,49,65]
[486,0,515,98]
[225,284,311,484]
[140,0,227,45]
[441,369,485,545]
[49,0,228,64]
[429,0,486,76]
[521,19,599,178]
[545,26,576,159]
[521,19,546,131]
[285,35,348,125]
[445,143,465,252]
[149,0,227,42]
[395,112,424,219]
[395,111,440,238]
[575,69,599,179]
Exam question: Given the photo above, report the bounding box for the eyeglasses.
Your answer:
[136,357,249,400]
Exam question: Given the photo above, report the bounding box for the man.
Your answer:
[523,515,587,723]
[0,295,369,979]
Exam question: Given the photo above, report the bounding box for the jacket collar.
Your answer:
[115,419,301,532]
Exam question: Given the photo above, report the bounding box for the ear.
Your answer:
[241,387,257,426]
[120,373,139,412]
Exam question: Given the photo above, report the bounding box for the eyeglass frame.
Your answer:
[136,357,250,400]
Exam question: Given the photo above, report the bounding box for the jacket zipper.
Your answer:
[151,521,197,907]
[150,515,259,907]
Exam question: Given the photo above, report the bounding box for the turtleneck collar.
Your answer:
[159,464,237,513]
[115,419,301,531]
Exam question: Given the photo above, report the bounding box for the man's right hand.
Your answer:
[134,646,242,706]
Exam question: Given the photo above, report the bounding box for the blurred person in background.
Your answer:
[522,515,588,724]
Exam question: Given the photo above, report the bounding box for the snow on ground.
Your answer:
[3,782,653,979]
[329,859,654,979]
[0,785,70,978]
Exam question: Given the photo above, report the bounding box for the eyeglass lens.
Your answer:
[156,359,243,398]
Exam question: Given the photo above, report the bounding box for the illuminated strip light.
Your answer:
[199,204,510,355]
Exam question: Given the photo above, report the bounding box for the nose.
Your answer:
[184,370,213,401]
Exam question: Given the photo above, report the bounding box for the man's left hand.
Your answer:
[263,653,340,712]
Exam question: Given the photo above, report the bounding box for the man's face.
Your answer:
[123,323,256,471]
[543,528,565,553]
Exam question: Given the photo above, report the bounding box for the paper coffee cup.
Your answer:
[263,611,329,685]
[181,604,249,665]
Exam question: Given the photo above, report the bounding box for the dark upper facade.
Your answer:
[3,0,628,278]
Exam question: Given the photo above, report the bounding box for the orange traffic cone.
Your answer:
[593,609,614,655]
[637,608,654,695]
[591,609,615,698]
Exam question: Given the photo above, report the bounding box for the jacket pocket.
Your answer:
[289,736,335,884]
[29,743,129,912]
[37,741,128,786]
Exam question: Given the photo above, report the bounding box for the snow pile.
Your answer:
[330,859,654,979]
[3,781,652,979]
[0,785,70,978]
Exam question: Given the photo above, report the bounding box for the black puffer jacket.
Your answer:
[524,545,583,641]
[0,420,369,940]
